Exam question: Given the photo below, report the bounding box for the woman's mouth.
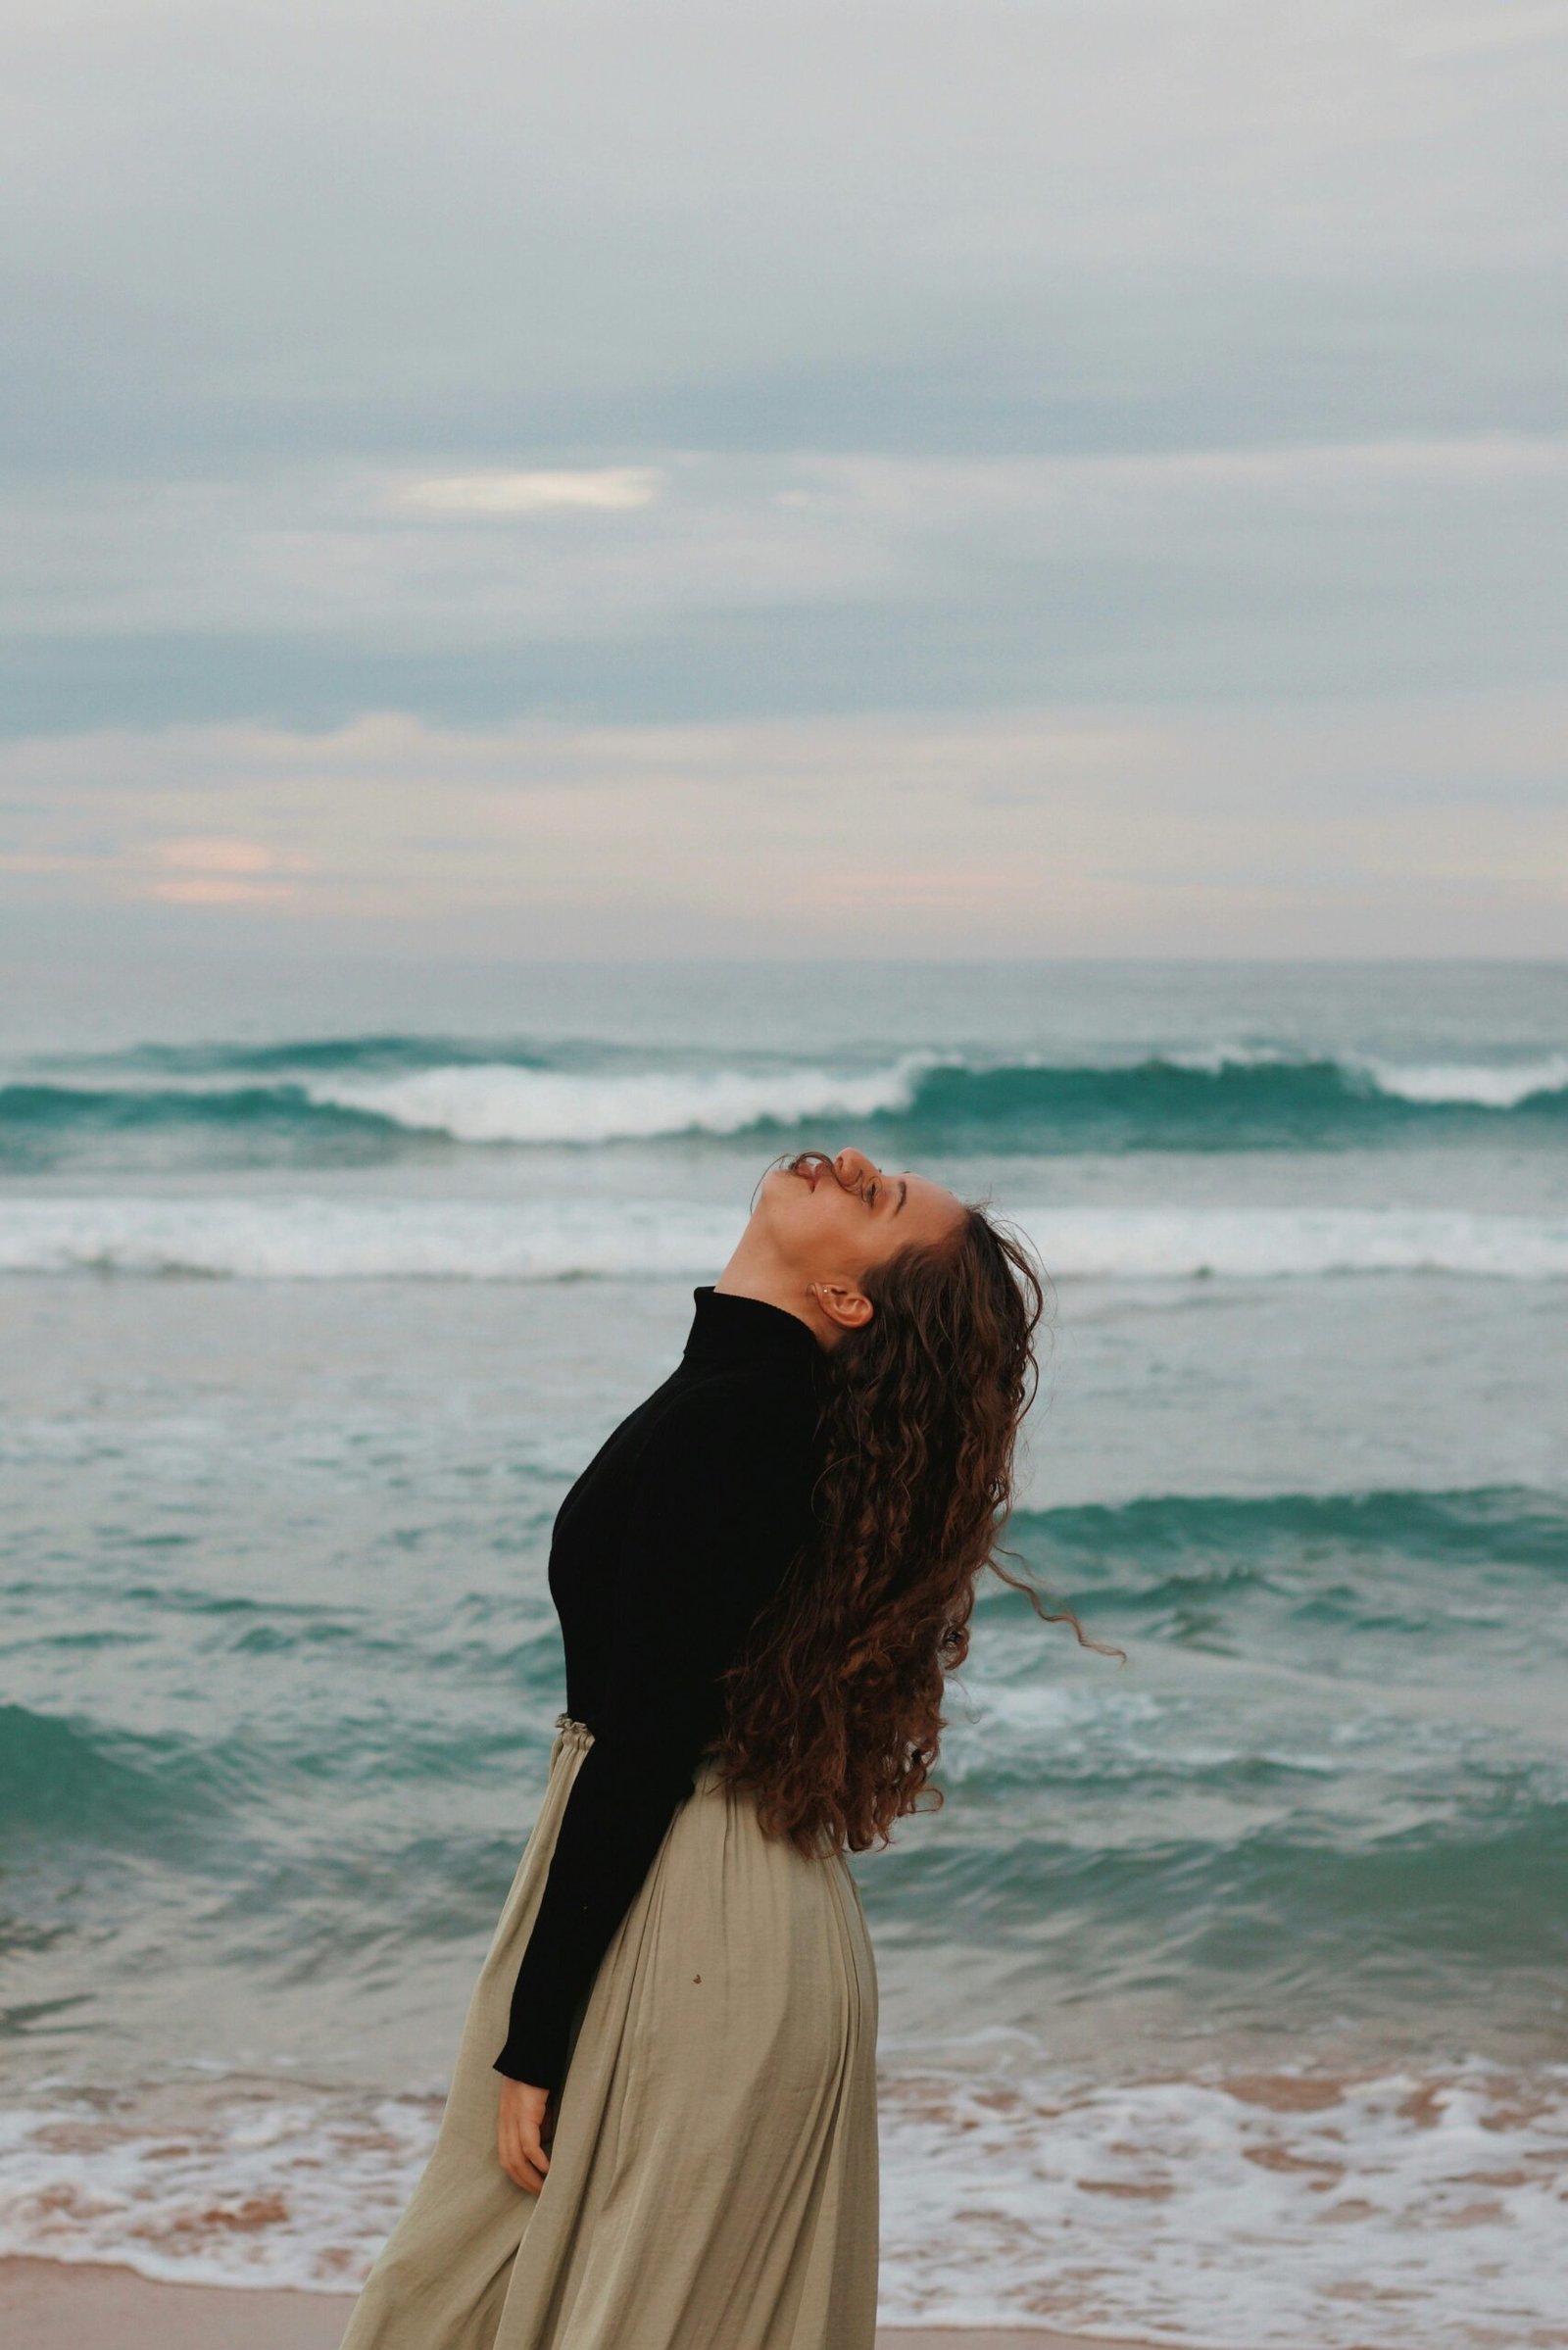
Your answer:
[785,1151,833,1192]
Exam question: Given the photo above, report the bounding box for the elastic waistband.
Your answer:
[549,1713,726,1789]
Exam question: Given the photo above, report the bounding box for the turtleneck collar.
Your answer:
[682,1285,825,1375]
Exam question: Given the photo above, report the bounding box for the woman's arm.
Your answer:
[494,1371,816,2097]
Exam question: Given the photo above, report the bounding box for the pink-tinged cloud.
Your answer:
[4,699,1564,955]
[146,877,297,905]
[136,836,310,906]
[153,836,288,876]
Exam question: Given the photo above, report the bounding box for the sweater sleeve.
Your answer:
[493,1374,814,2090]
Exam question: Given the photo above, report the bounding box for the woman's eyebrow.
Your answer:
[894,1179,907,1215]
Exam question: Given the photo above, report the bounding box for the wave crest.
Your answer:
[4,1040,1566,1161]
[3,1197,1565,1282]
[304,1054,933,1145]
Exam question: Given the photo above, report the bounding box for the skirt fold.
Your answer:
[339,1718,879,2350]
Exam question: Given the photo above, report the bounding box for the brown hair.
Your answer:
[718,1199,1106,1856]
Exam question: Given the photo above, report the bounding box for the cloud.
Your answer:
[143,835,306,902]
[154,836,289,875]
[4,696,1563,955]
[395,467,665,514]
[4,436,1564,735]
[2,2,1562,954]
[145,876,296,905]
[5,0,1566,484]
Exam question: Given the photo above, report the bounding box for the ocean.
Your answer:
[2,957,1565,2345]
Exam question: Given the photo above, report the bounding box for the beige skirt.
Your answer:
[339,1717,879,2350]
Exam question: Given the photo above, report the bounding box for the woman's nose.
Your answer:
[834,1148,879,1186]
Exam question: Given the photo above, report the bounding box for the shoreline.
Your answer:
[0,2259,1205,2350]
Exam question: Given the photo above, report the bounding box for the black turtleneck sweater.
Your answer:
[494,1285,828,2091]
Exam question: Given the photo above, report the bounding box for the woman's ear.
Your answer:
[810,1282,873,1334]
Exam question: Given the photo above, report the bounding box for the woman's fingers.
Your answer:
[501,2132,544,2193]
[496,2079,553,2194]
[506,2113,546,2193]
[499,2111,542,2193]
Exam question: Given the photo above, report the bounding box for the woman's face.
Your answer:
[754,1147,963,1287]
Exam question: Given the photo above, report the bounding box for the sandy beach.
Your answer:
[0,2259,1197,2350]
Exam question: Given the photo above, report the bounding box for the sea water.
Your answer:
[1,958,1564,2345]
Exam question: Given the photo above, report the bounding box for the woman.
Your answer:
[341,1144,1054,2350]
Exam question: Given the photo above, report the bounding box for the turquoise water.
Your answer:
[2,959,1565,2343]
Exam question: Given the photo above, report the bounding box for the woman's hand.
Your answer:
[496,2077,553,2194]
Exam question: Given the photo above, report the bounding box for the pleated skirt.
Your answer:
[339,1716,880,2350]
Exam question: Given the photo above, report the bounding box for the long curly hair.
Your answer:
[717,1183,1102,1857]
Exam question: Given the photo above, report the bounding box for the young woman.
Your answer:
[340,1144,1052,2350]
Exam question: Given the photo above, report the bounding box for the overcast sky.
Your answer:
[4,0,1565,957]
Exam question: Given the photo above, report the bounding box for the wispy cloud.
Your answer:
[4,2,1564,951]
[143,835,307,906]
[5,697,1563,955]
[395,467,665,514]
[147,877,295,905]
[154,837,287,874]
[5,438,1563,727]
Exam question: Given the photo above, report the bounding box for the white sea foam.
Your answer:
[1166,1043,1297,1074]
[9,1045,1565,1138]
[306,1046,1566,1142]
[1167,1043,1568,1106]
[2,1197,1566,1281]
[0,1195,745,1281]
[2,2058,1563,2344]
[877,2051,1568,2344]
[1362,1053,1568,1108]
[306,1055,934,1144]
[0,2082,436,2293]
[1025,1203,1568,1280]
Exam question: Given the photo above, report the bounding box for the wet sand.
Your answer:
[0,2258,1198,2349]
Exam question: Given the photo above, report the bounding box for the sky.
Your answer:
[3,0,1566,960]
